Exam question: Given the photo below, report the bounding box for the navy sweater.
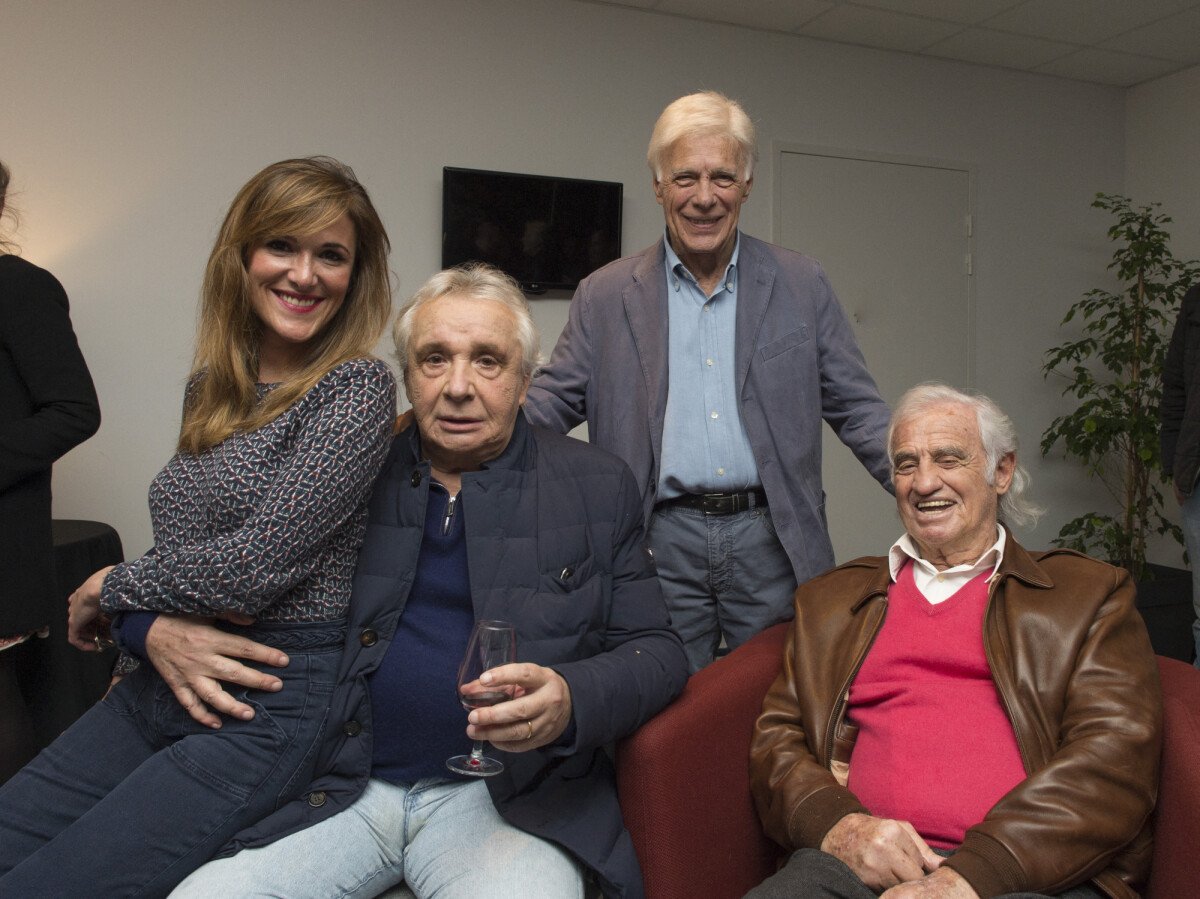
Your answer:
[368,484,474,782]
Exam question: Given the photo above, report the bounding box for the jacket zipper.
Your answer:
[823,595,887,766]
[983,575,1032,774]
[442,493,458,536]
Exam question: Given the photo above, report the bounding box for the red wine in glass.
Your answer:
[460,690,512,710]
[447,620,517,777]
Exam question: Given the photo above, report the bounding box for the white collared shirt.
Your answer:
[887,527,1007,605]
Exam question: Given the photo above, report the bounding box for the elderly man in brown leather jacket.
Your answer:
[749,383,1161,899]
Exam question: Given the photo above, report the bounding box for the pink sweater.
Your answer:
[845,562,1026,848]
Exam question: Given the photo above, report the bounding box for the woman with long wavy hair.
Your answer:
[0,156,396,896]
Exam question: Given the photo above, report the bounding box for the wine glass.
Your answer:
[447,619,517,777]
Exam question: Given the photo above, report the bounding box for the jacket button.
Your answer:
[343,720,362,737]
[411,470,422,487]
[307,791,327,808]
[360,629,378,647]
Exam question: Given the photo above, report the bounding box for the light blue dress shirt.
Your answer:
[657,232,760,499]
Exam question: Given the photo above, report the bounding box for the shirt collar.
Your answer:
[888,525,1007,583]
[664,229,740,293]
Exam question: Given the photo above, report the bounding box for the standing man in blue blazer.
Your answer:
[525,91,892,671]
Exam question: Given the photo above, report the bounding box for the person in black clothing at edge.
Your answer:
[1160,281,1200,666]
[0,159,100,783]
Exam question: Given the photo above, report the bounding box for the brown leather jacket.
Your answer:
[750,535,1162,898]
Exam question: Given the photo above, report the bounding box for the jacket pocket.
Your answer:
[537,555,599,595]
[759,325,810,361]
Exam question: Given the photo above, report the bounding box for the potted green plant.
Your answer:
[1041,193,1199,598]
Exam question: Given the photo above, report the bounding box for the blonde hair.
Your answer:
[179,156,392,453]
[393,263,542,380]
[647,91,758,182]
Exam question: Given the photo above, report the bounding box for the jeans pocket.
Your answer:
[757,507,779,539]
[101,663,153,717]
[158,654,335,805]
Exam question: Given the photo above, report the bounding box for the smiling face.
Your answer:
[404,292,531,483]
[891,401,1015,569]
[246,213,356,381]
[654,133,751,281]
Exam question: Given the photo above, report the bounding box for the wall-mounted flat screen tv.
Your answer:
[442,166,623,293]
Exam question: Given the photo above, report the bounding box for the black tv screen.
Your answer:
[442,166,623,293]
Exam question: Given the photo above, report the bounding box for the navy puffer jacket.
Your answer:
[221,416,689,898]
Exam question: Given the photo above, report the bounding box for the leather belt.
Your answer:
[658,489,767,516]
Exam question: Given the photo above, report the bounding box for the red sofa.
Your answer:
[617,622,1200,899]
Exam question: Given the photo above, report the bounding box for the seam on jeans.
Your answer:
[166,744,256,802]
[230,651,327,812]
[130,795,253,897]
[340,863,405,899]
[274,682,331,805]
[102,665,150,721]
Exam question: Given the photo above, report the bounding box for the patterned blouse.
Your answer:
[101,357,396,622]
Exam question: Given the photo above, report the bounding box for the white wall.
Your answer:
[3,0,1128,559]
[1126,65,1200,261]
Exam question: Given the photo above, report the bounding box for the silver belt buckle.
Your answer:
[701,492,733,514]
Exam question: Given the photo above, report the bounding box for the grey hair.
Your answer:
[646,91,758,183]
[888,382,1044,529]
[392,263,543,379]
[0,160,18,254]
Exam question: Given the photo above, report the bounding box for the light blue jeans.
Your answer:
[170,776,585,899]
[1180,488,1200,667]
[649,503,795,672]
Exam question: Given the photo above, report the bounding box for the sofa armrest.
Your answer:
[1147,655,1200,899]
[617,623,790,899]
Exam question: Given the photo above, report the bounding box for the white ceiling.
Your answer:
[587,0,1200,87]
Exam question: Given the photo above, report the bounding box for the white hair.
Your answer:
[888,382,1044,529]
[646,91,758,182]
[393,263,543,379]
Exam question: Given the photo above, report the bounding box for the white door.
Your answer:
[775,147,973,562]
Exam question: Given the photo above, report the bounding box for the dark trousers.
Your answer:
[745,848,1107,899]
[0,620,341,897]
[0,641,39,785]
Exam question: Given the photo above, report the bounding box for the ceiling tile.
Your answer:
[579,0,1200,87]
[983,0,1199,46]
[844,0,1026,26]
[925,26,1075,69]
[1034,47,1186,85]
[656,0,833,31]
[1099,7,1200,63]
[799,4,963,52]
[589,0,664,9]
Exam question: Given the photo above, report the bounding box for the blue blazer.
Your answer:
[223,418,688,898]
[525,234,892,586]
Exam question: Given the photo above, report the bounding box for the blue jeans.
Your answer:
[1181,488,1200,667]
[170,776,585,898]
[649,503,796,672]
[0,619,341,897]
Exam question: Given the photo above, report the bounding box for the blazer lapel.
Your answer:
[623,240,670,467]
[735,236,776,394]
